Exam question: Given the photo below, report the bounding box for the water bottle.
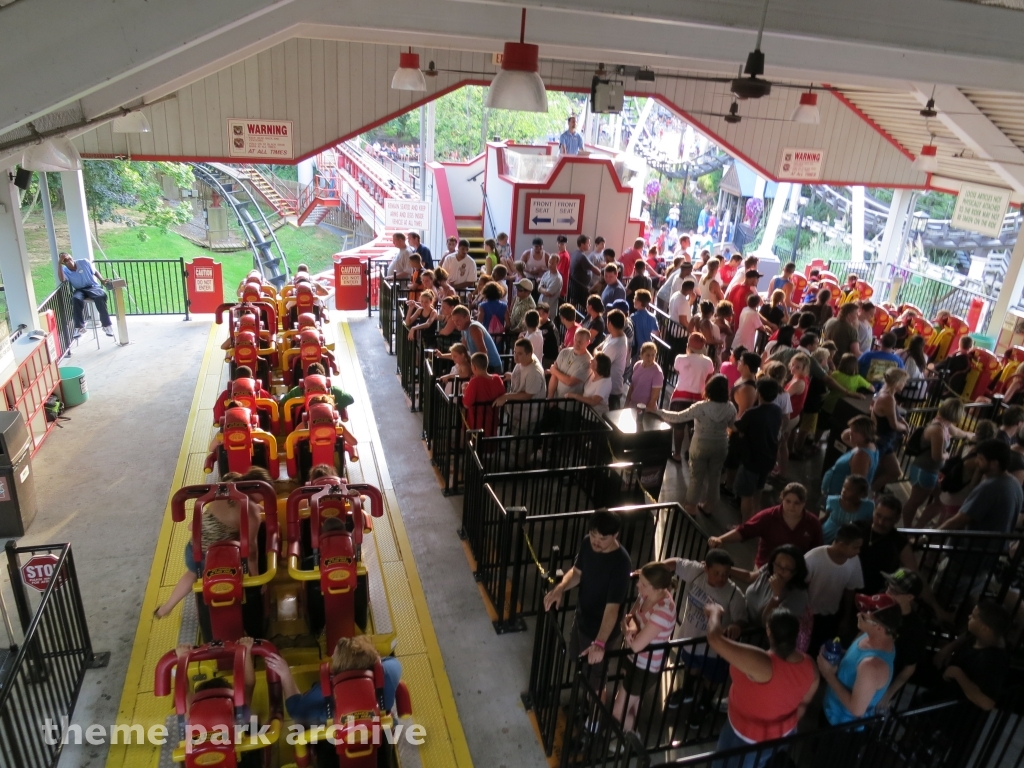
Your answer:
[822,637,844,666]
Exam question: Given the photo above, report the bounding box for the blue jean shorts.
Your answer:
[909,464,939,490]
[184,541,203,576]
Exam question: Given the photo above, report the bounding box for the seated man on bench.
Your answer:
[59,251,114,338]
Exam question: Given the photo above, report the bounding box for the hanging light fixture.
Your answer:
[731,0,773,99]
[724,101,742,124]
[21,138,82,172]
[391,48,427,92]
[913,143,939,173]
[484,9,548,113]
[112,111,152,133]
[790,89,819,124]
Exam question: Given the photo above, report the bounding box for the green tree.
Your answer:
[82,160,194,240]
[369,86,586,160]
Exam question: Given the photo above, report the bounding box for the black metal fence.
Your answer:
[1,542,98,768]
[101,258,190,317]
[36,282,74,358]
[645,699,962,768]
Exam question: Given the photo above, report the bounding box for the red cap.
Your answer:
[854,592,897,613]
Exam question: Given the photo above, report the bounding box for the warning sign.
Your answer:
[338,266,362,287]
[227,119,294,160]
[778,148,824,181]
[385,199,430,230]
[951,182,1011,238]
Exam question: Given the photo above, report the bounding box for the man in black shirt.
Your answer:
[733,378,783,521]
[855,496,952,622]
[535,303,561,369]
[930,335,973,396]
[544,509,633,691]
[876,569,927,710]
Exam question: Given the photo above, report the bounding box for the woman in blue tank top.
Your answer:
[820,594,899,725]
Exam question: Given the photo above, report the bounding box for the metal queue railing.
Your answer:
[36,282,74,358]
[100,258,190,317]
[1,543,102,768]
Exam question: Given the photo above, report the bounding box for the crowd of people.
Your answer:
[386,226,1023,763]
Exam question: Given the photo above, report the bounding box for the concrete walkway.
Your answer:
[350,315,549,768]
[0,316,212,768]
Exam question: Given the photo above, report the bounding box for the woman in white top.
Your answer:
[898,335,927,380]
[698,258,725,305]
[538,254,563,307]
[567,353,613,415]
[657,257,685,309]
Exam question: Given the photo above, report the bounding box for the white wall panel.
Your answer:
[70,38,921,186]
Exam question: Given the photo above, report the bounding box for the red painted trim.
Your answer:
[427,161,459,240]
[80,78,925,189]
[824,86,916,162]
[523,193,585,235]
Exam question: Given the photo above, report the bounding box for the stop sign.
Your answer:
[21,554,62,592]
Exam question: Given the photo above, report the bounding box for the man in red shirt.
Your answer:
[727,269,762,330]
[462,352,507,436]
[555,235,571,298]
[619,238,646,274]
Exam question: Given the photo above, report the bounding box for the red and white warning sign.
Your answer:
[778,148,824,181]
[227,119,294,160]
[21,553,64,592]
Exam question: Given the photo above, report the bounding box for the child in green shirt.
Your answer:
[822,353,873,415]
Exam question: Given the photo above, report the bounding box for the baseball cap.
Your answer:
[517,279,534,292]
[855,592,902,634]
[745,269,763,279]
[882,569,923,597]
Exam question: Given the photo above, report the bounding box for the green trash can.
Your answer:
[58,366,89,407]
[969,334,995,351]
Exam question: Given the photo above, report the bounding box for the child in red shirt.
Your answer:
[462,353,507,435]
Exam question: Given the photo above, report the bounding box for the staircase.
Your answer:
[237,165,297,217]
[458,218,487,267]
[192,162,290,288]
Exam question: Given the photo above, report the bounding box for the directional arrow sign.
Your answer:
[524,194,584,234]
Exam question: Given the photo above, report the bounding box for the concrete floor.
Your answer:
[351,316,548,768]
[0,316,213,768]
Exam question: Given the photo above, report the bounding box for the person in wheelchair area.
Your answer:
[59,251,114,337]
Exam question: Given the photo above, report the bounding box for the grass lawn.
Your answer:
[23,210,347,303]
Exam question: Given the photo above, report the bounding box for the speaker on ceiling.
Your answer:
[13,168,32,190]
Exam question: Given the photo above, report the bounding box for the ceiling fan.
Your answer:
[730,0,773,100]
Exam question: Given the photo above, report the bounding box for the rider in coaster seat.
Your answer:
[265,635,402,727]
[281,363,355,420]
[214,366,274,426]
[154,473,263,620]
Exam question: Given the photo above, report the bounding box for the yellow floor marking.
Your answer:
[336,320,473,768]
[106,318,472,768]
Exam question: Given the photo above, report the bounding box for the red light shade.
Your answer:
[790,91,820,124]
[500,42,540,72]
[398,51,420,70]
[913,144,939,173]
[391,51,426,91]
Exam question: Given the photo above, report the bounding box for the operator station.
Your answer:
[2,1,1024,768]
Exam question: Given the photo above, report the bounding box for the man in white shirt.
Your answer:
[495,338,547,441]
[387,232,415,278]
[596,310,629,408]
[548,328,593,398]
[669,278,696,329]
[440,239,479,289]
[805,524,865,654]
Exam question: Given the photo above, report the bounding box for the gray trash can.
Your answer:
[0,412,37,537]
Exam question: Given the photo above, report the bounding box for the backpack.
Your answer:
[939,454,969,494]
[44,395,70,426]
[904,425,927,457]
[487,312,504,335]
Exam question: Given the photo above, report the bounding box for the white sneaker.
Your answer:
[102,326,115,337]
[73,327,84,339]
